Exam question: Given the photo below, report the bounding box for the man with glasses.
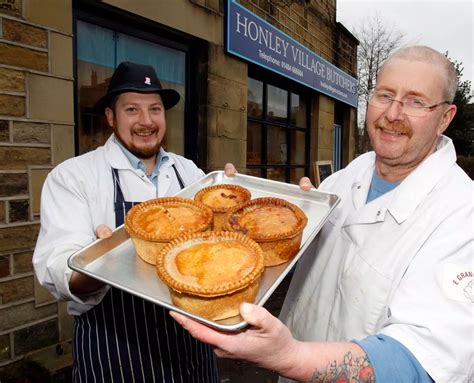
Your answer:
[172,46,473,382]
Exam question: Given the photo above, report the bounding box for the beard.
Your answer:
[113,128,162,160]
[374,116,413,139]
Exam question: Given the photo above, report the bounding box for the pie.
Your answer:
[156,231,264,320]
[194,184,251,230]
[222,197,308,266]
[125,197,213,265]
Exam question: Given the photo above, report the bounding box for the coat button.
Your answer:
[376,210,381,216]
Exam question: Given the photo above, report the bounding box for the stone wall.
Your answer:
[0,0,75,379]
[206,43,248,172]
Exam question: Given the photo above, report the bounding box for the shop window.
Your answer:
[247,77,309,184]
[76,20,186,155]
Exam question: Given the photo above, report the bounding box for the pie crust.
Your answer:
[222,197,308,266]
[194,184,251,230]
[156,231,264,320]
[125,197,213,265]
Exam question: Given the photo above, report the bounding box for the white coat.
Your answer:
[279,136,473,382]
[32,135,205,315]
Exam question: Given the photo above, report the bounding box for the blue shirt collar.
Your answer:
[112,135,169,183]
[366,170,400,203]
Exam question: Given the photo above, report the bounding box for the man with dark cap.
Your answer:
[33,62,222,382]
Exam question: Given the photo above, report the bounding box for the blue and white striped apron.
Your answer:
[72,168,219,382]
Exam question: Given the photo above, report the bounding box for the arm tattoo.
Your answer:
[309,351,374,383]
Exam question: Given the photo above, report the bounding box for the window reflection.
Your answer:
[246,77,308,182]
[267,126,287,164]
[267,168,286,182]
[291,94,307,128]
[247,121,262,164]
[248,78,263,118]
[246,168,262,178]
[267,84,287,123]
[290,168,305,184]
[290,130,306,164]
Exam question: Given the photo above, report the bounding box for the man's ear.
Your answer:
[104,107,114,128]
[438,104,457,136]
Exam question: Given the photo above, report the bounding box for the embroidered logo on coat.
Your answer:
[441,264,473,303]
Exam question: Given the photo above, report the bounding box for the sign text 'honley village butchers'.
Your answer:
[225,0,358,107]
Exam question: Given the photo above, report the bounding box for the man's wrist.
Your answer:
[69,271,105,295]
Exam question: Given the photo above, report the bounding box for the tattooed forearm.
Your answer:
[309,351,374,383]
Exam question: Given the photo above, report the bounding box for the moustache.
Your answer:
[375,118,413,138]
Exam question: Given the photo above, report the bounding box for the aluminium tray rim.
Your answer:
[68,171,340,331]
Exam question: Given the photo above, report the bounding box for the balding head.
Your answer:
[379,46,458,103]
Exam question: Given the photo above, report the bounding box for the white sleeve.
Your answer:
[380,205,473,382]
[32,165,108,308]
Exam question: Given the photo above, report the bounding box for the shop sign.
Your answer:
[225,0,358,107]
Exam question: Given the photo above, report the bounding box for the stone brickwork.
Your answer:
[0,0,74,379]
[317,94,336,160]
[206,43,248,172]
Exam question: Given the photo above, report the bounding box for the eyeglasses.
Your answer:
[368,91,450,117]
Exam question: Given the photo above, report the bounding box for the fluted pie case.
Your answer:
[156,231,264,320]
[68,171,340,331]
[223,197,308,266]
[194,184,251,230]
[124,197,213,265]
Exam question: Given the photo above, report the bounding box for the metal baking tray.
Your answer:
[68,171,339,331]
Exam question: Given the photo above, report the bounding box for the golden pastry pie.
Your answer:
[223,197,308,266]
[156,231,264,320]
[194,184,251,230]
[125,197,213,265]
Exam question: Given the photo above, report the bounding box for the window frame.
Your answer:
[246,66,311,183]
[72,0,206,166]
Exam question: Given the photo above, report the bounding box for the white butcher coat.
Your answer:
[33,135,205,315]
[279,136,473,382]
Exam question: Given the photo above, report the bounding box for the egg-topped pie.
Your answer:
[223,197,308,266]
[125,197,213,265]
[194,184,251,230]
[156,231,264,320]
